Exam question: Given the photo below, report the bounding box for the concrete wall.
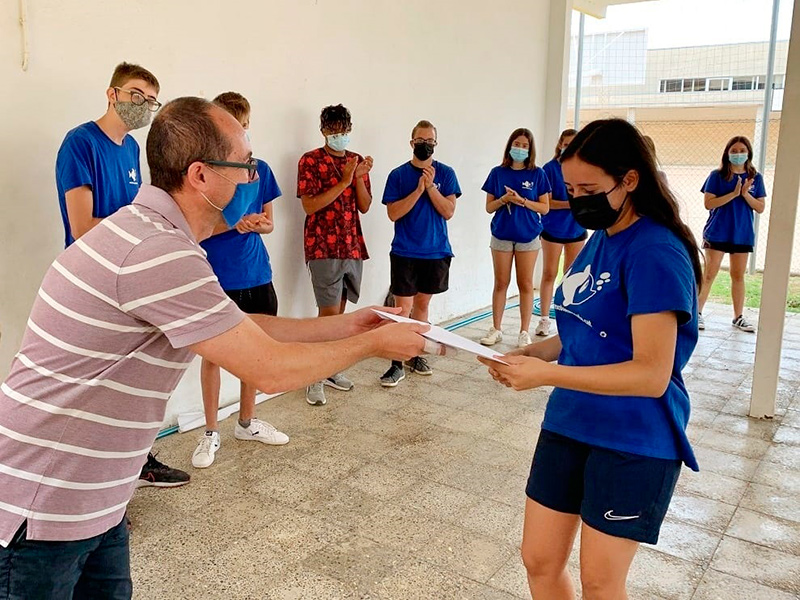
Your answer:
[0,0,558,425]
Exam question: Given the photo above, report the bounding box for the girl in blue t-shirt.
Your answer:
[537,128,585,338]
[698,136,767,333]
[479,119,702,600]
[479,128,550,349]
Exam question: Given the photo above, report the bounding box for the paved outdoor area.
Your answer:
[129,303,800,599]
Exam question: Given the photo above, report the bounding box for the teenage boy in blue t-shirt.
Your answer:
[193,92,288,469]
[56,62,160,248]
[380,120,462,387]
[54,62,189,488]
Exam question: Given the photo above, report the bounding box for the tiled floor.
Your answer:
[129,303,800,599]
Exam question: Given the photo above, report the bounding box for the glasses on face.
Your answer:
[412,138,437,146]
[114,87,162,112]
[203,158,259,182]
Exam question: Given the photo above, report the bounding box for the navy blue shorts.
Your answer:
[526,429,681,544]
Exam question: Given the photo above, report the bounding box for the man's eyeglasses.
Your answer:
[114,87,162,112]
[203,158,259,182]
[412,138,437,146]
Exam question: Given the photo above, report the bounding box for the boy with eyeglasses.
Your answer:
[297,104,374,406]
[379,120,461,387]
[55,61,189,488]
[192,92,288,469]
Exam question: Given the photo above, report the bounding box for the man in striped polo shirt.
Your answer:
[0,96,434,599]
[55,61,189,488]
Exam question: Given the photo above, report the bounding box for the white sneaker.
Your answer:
[480,327,503,346]
[192,431,221,469]
[698,313,705,331]
[234,418,289,445]
[518,331,532,348]
[535,317,551,337]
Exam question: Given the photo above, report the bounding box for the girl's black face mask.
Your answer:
[568,182,626,230]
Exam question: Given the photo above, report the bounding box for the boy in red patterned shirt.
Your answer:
[297,105,374,406]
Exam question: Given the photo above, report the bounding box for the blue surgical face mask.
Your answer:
[326,133,350,152]
[201,175,260,228]
[729,152,748,166]
[509,147,529,163]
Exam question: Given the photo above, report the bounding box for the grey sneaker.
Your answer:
[732,315,756,333]
[698,313,705,330]
[380,364,406,387]
[306,381,327,406]
[405,356,432,376]
[325,372,354,391]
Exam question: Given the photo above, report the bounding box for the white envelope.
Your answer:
[372,309,509,365]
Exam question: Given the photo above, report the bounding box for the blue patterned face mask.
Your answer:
[729,152,748,165]
[510,147,529,163]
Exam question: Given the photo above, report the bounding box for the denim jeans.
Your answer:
[0,517,132,599]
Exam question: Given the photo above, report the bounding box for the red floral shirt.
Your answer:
[296,148,371,262]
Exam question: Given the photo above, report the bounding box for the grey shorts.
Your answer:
[490,235,542,252]
[308,259,363,308]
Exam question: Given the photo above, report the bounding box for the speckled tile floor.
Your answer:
[129,303,800,599]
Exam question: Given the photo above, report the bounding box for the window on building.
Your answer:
[681,78,706,92]
[660,78,683,92]
[773,74,785,89]
[707,78,731,91]
[732,77,755,91]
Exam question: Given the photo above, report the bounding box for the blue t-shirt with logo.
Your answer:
[541,158,587,240]
[701,170,767,247]
[481,166,551,243]
[382,160,462,259]
[200,160,282,291]
[56,122,142,247]
[544,217,699,471]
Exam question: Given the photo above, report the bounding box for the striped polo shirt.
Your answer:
[0,184,244,545]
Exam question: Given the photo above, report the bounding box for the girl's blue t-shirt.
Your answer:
[541,158,586,240]
[481,166,551,243]
[701,170,767,247]
[543,217,699,471]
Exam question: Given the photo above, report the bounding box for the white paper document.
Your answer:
[372,309,509,365]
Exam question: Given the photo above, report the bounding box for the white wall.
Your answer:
[0,0,559,425]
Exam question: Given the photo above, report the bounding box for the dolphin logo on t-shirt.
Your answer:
[522,181,533,190]
[128,169,138,184]
[561,264,597,307]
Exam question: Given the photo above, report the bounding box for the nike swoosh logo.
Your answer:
[604,510,640,521]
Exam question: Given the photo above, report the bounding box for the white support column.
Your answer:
[537,0,575,291]
[750,0,800,418]
[543,0,574,149]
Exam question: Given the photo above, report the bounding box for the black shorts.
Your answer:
[390,254,451,297]
[225,282,278,316]
[541,230,588,244]
[703,240,753,254]
[526,429,681,545]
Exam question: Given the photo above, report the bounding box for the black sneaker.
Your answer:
[380,364,406,387]
[405,356,432,376]
[137,453,190,488]
[732,315,756,332]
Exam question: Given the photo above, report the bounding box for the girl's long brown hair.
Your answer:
[501,128,536,170]
[720,136,757,181]
[562,119,702,286]
[554,128,578,160]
